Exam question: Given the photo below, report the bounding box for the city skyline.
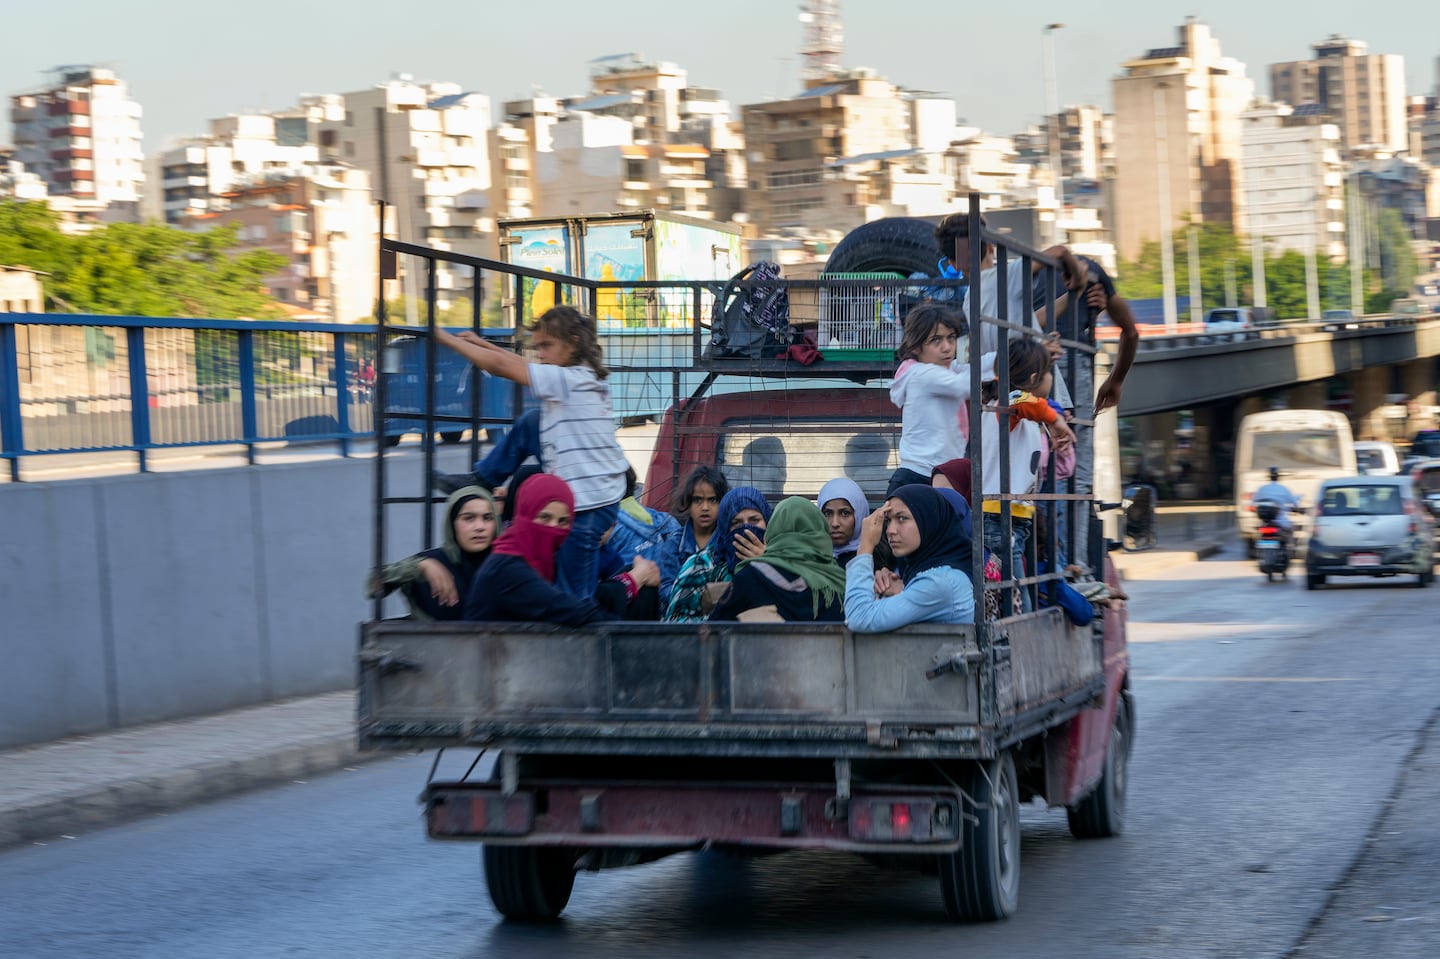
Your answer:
[4,0,1437,153]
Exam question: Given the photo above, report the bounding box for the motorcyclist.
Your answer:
[1252,467,1302,538]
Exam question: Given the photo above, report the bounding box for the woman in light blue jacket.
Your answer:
[844,484,975,631]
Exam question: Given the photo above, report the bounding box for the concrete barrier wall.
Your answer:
[0,456,431,750]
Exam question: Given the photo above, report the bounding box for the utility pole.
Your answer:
[1043,23,1065,245]
[1188,224,1203,323]
[1348,175,1364,315]
[1249,208,1267,310]
[1154,81,1178,326]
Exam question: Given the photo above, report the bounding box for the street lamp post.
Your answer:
[1043,23,1065,245]
[1305,190,1321,320]
[1249,207,1267,312]
[1188,224,1203,324]
[1347,173,1364,316]
[1154,81,1178,326]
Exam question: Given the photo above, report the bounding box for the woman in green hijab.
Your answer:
[708,497,846,622]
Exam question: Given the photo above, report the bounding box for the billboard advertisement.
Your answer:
[585,222,649,327]
[507,227,571,323]
[655,219,741,283]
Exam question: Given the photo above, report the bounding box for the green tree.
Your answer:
[0,199,288,318]
[1370,208,1418,306]
[1118,220,1415,320]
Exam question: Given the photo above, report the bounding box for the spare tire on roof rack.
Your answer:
[822,217,940,277]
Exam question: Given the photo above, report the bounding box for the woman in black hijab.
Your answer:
[844,484,975,631]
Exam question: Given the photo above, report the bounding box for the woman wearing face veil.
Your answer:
[709,497,845,622]
[844,484,975,631]
[665,486,771,623]
[463,474,621,626]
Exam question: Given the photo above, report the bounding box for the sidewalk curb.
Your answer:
[1114,539,1226,580]
[0,734,365,851]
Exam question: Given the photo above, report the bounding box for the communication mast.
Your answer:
[798,1,844,83]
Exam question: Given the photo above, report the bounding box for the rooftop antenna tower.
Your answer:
[797,1,844,83]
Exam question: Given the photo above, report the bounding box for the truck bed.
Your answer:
[358,610,1103,761]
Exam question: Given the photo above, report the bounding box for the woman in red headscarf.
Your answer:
[464,474,638,625]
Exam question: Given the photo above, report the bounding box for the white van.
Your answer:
[1235,409,1357,551]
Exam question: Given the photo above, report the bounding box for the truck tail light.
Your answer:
[848,797,957,843]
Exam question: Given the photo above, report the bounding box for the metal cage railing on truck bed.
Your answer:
[369,197,1105,746]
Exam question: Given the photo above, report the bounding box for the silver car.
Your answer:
[1305,476,1435,589]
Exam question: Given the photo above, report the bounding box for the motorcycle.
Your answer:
[1254,499,1302,581]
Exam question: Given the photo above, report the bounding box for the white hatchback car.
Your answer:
[1305,476,1435,589]
[1354,440,1400,475]
[1203,307,1256,342]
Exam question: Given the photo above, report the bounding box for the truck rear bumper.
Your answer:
[424,780,964,855]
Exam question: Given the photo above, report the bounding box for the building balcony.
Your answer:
[622,180,651,191]
[163,175,209,189]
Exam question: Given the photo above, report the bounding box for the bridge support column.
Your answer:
[1285,382,1327,410]
[1235,395,1266,421]
[1131,411,1180,487]
[1348,366,1391,441]
[1401,360,1438,429]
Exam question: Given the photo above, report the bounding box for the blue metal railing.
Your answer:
[0,311,724,481]
[0,313,381,480]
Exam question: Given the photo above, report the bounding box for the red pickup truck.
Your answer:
[360,223,1132,927]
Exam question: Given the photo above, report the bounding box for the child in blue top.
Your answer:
[845,484,975,631]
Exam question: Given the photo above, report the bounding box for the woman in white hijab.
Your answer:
[816,477,871,569]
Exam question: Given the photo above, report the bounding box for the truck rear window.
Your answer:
[715,417,901,504]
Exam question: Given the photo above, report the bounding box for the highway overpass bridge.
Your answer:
[1105,314,1440,497]
[1112,315,1440,417]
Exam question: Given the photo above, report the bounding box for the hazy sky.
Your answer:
[4,0,1437,152]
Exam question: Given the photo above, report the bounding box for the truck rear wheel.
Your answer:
[1067,691,1133,839]
[938,751,1021,921]
[482,845,577,922]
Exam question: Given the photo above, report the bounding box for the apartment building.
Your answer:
[1270,37,1407,156]
[1051,105,1109,183]
[741,70,915,233]
[1351,154,1432,240]
[1111,18,1254,261]
[0,265,44,314]
[947,132,1041,209]
[489,58,744,223]
[181,165,377,323]
[156,96,342,224]
[9,66,144,216]
[317,77,493,304]
[1421,112,1440,169]
[1239,102,1347,262]
[0,154,49,201]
